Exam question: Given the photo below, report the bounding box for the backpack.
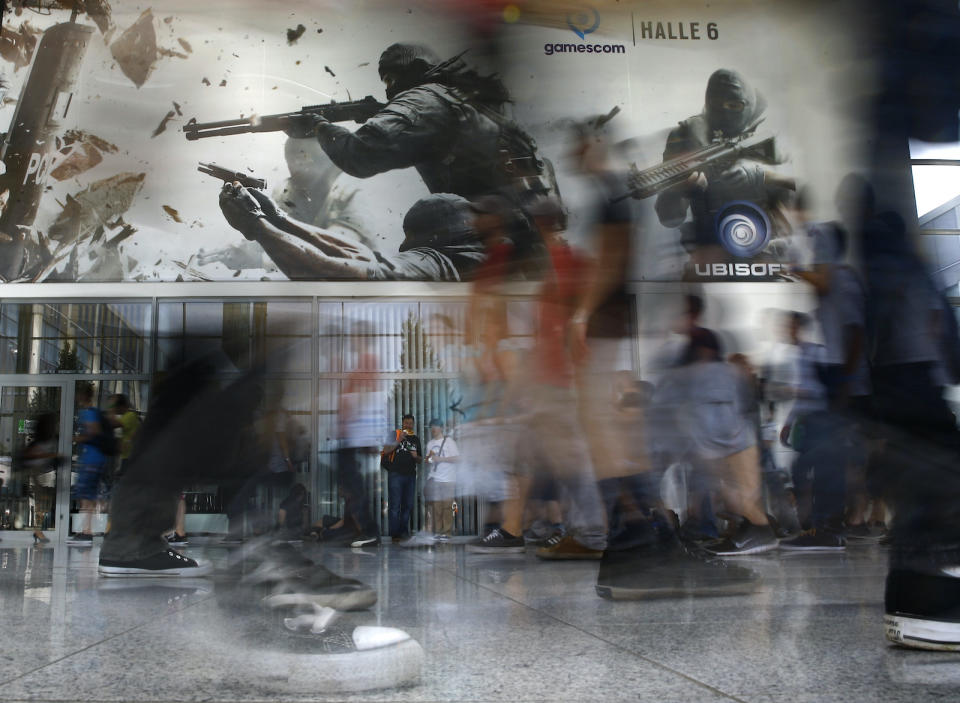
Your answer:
[91,408,118,457]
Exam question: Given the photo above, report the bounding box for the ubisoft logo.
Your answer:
[714,201,771,258]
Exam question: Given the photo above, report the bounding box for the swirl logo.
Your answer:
[714,201,771,258]
[567,7,600,39]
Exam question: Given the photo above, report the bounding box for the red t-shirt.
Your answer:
[536,242,588,386]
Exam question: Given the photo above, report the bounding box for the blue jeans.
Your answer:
[792,410,847,530]
[388,472,417,538]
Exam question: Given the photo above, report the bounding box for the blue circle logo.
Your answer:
[715,201,770,258]
[567,7,600,40]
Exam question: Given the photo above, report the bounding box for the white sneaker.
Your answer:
[399,532,436,548]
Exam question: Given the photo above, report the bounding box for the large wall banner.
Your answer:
[0,0,872,283]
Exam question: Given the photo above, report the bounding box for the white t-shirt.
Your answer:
[426,436,459,483]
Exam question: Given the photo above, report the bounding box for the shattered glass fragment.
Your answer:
[48,172,146,244]
[110,9,158,88]
[63,130,119,154]
[50,142,103,181]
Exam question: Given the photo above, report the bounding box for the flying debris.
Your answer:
[286,24,306,45]
[152,110,176,137]
[162,205,184,223]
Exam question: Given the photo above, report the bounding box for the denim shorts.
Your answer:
[72,465,104,501]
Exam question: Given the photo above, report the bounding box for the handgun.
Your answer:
[198,162,266,190]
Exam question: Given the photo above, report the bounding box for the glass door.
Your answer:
[0,380,69,544]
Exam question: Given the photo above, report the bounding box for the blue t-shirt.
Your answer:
[78,407,106,468]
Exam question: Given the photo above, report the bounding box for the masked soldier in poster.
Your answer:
[218,43,550,281]
[654,69,794,272]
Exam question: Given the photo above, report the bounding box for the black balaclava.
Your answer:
[703,69,766,138]
[378,43,441,100]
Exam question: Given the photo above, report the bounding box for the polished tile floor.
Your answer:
[0,539,958,702]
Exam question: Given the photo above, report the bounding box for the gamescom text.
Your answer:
[544,42,627,56]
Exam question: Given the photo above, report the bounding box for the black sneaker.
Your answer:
[465,528,525,554]
[704,522,778,556]
[885,568,960,650]
[597,536,761,599]
[845,523,880,544]
[779,528,846,552]
[99,548,213,577]
[165,533,189,547]
[243,560,378,612]
[524,527,564,547]
[679,517,719,543]
[67,533,94,546]
[212,577,423,692]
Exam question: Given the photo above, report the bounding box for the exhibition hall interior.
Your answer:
[1,1,960,701]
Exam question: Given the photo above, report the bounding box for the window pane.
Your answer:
[318,302,342,373]
[0,303,150,374]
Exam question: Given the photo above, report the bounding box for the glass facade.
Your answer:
[0,296,541,537]
[0,302,151,375]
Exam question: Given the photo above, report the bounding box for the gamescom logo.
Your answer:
[544,6,627,56]
[567,7,600,39]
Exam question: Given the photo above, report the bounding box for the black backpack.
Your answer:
[91,408,118,457]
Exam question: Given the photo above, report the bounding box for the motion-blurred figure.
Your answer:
[331,322,388,547]
[521,196,607,560]
[462,196,532,553]
[842,174,960,650]
[561,116,759,598]
[20,411,58,543]
[68,385,109,547]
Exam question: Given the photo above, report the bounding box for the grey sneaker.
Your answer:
[704,522,778,556]
[465,528,525,554]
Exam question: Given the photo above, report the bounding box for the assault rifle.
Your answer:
[183,96,384,141]
[619,125,789,202]
[198,162,266,190]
